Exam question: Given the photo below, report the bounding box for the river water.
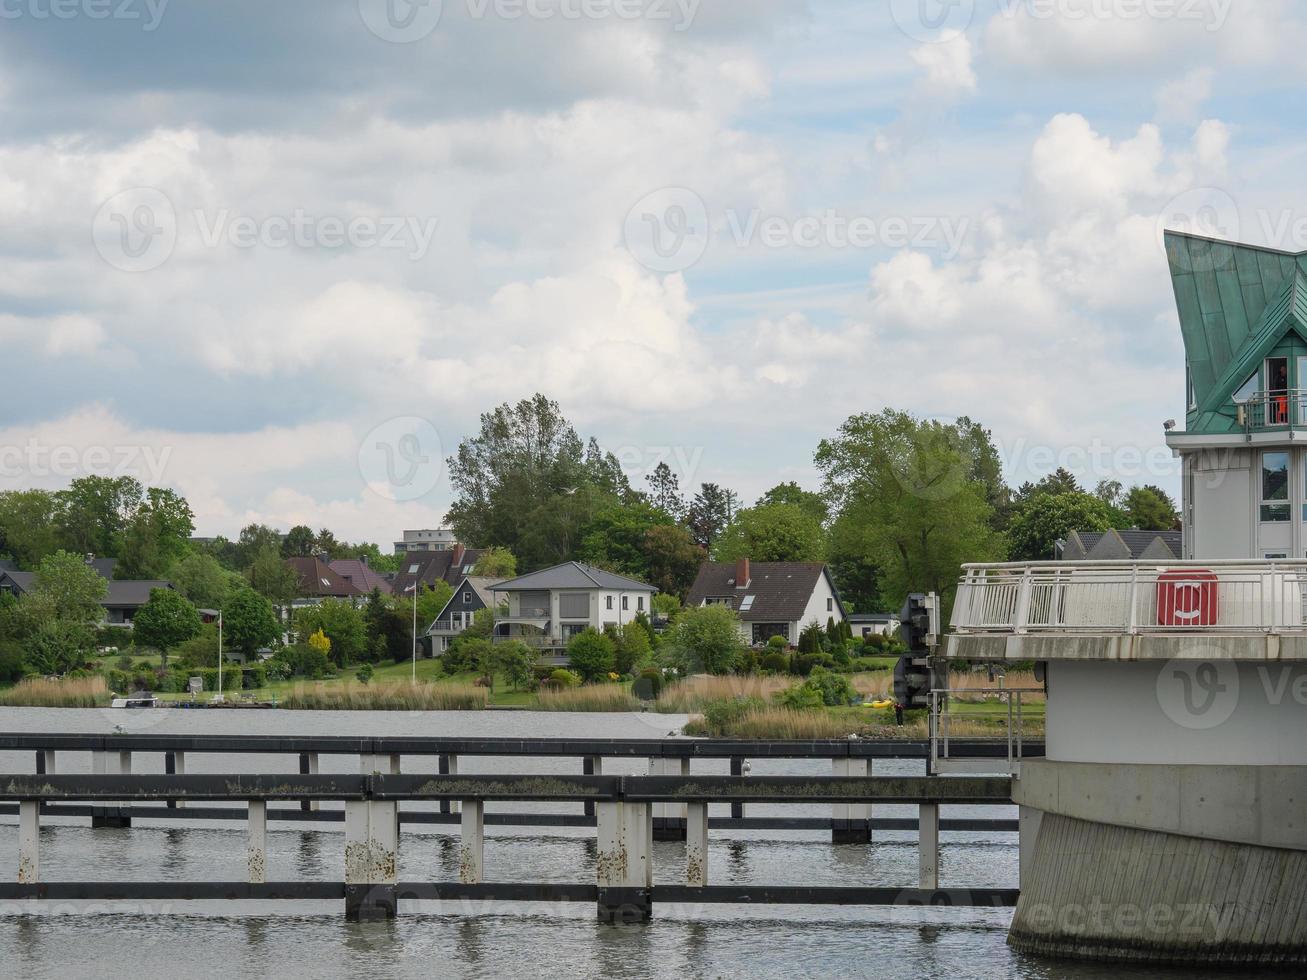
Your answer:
[0,707,1240,979]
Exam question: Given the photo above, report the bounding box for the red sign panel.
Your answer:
[1157,569,1219,627]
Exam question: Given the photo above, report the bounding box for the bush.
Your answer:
[700,696,766,733]
[775,666,859,709]
[355,663,374,685]
[549,668,582,688]
[566,628,616,682]
[632,667,664,700]
[760,651,789,674]
[0,640,28,685]
[766,635,788,650]
[790,652,835,677]
[275,644,332,680]
[732,647,760,675]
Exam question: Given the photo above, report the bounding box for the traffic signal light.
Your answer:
[894,593,942,709]
[898,593,938,651]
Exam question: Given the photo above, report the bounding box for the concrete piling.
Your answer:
[686,802,709,887]
[832,758,871,843]
[247,800,267,884]
[596,801,652,923]
[18,800,38,884]
[344,799,398,921]
[459,800,485,884]
[651,758,689,841]
[91,750,132,828]
[299,752,319,813]
[919,803,940,890]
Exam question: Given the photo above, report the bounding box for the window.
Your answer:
[463,591,472,603]
[739,595,755,611]
[622,595,629,611]
[637,596,644,611]
[826,598,833,612]
[1265,552,1288,560]
[1261,451,1290,522]
[408,564,420,574]
[606,596,613,610]
[1233,372,1258,403]
[320,578,331,588]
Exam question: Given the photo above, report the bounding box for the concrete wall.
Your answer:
[1187,448,1254,558]
[1009,811,1307,966]
[1046,660,1307,766]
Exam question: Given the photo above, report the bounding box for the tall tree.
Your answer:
[236,524,284,568]
[56,475,143,557]
[222,587,279,657]
[471,547,517,578]
[713,503,827,563]
[281,525,317,558]
[1007,492,1114,561]
[756,482,829,525]
[132,588,203,670]
[247,547,298,612]
[645,462,686,521]
[643,524,704,600]
[1124,485,1180,531]
[685,483,733,550]
[119,487,195,578]
[0,490,64,568]
[167,553,235,609]
[816,409,1006,616]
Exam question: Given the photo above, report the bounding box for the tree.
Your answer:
[1094,479,1124,508]
[651,593,680,622]
[714,503,827,563]
[0,490,64,568]
[685,483,733,550]
[282,525,318,558]
[615,620,652,674]
[816,409,1006,618]
[132,588,203,670]
[247,548,298,610]
[566,628,616,682]
[56,475,143,558]
[663,604,743,675]
[646,462,685,521]
[294,599,368,666]
[797,620,824,654]
[642,524,703,599]
[14,551,108,674]
[308,628,332,659]
[168,553,233,609]
[235,524,284,568]
[492,640,536,691]
[578,501,666,580]
[222,587,280,657]
[756,482,829,525]
[119,487,195,579]
[364,588,411,663]
[1007,492,1114,561]
[472,547,517,578]
[1124,485,1179,531]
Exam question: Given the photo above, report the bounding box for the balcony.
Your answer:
[948,561,1307,663]
[1237,390,1307,431]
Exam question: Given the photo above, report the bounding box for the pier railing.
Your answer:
[0,734,1020,921]
[951,560,1307,634]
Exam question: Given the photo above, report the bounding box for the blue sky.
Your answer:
[2,0,1305,542]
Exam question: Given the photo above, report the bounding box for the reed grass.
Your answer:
[655,675,792,713]
[0,675,112,708]
[279,680,488,711]
[535,685,642,712]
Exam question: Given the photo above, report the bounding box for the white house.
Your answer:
[490,562,657,661]
[684,559,846,646]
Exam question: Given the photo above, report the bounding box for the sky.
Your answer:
[3,0,1306,545]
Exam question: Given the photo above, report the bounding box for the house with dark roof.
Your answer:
[329,557,392,596]
[286,556,362,612]
[1057,529,1183,562]
[0,566,172,626]
[685,559,846,646]
[490,562,657,661]
[391,543,487,596]
[424,576,506,654]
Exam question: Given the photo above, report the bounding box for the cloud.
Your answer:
[910,33,978,100]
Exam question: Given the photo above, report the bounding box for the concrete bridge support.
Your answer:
[650,758,688,841]
[91,750,132,828]
[34,750,55,775]
[17,801,38,884]
[459,800,484,884]
[166,751,186,809]
[247,801,267,884]
[299,752,319,813]
[686,802,709,887]
[344,799,398,922]
[832,758,871,843]
[918,803,939,889]
[596,801,652,923]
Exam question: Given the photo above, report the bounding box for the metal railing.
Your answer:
[929,687,1043,776]
[952,560,1307,634]
[1238,390,1307,430]
[500,606,550,620]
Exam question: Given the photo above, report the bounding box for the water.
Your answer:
[0,708,1242,979]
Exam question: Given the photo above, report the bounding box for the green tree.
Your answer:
[1124,485,1179,531]
[15,551,108,674]
[643,524,703,600]
[816,409,1006,617]
[492,640,536,691]
[685,482,734,550]
[132,588,203,670]
[0,490,64,567]
[167,553,233,609]
[294,599,368,666]
[247,548,298,610]
[471,547,517,578]
[756,482,829,525]
[56,475,143,558]
[364,588,411,663]
[646,461,686,521]
[579,502,666,579]
[1007,492,1114,561]
[281,525,318,558]
[714,503,827,563]
[235,523,284,568]
[651,593,680,622]
[615,620,652,674]
[222,587,280,657]
[663,604,743,675]
[118,487,195,579]
[566,628,616,682]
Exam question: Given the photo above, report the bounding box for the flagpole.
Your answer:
[411,585,418,685]
[217,609,224,702]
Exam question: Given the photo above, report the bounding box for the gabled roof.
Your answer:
[391,549,487,594]
[491,562,656,593]
[685,562,842,623]
[1166,231,1307,432]
[0,559,18,573]
[105,581,173,608]
[329,559,392,595]
[427,576,505,630]
[0,570,35,594]
[1062,529,1182,561]
[286,556,361,598]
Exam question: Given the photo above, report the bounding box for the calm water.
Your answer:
[0,707,1243,979]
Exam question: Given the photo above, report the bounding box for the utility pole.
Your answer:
[217,609,224,702]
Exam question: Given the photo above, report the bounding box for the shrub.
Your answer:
[632,667,663,700]
[732,647,760,675]
[766,635,788,650]
[274,643,331,680]
[760,651,789,674]
[566,629,616,682]
[699,696,766,734]
[615,620,652,675]
[775,666,859,709]
[355,663,374,685]
[790,652,835,677]
[0,640,28,685]
[549,668,582,688]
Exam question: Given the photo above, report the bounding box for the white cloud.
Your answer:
[910,33,978,100]
[1155,67,1215,124]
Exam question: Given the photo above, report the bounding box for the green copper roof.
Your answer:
[1166,231,1307,434]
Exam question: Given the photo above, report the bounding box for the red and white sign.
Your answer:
[1157,569,1219,627]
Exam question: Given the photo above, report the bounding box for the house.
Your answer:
[0,563,172,626]
[1164,230,1307,558]
[490,562,657,663]
[394,528,460,555]
[424,576,505,653]
[1057,529,1183,562]
[286,556,362,612]
[847,612,900,639]
[329,557,392,595]
[685,559,846,646]
[391,543,487,595]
